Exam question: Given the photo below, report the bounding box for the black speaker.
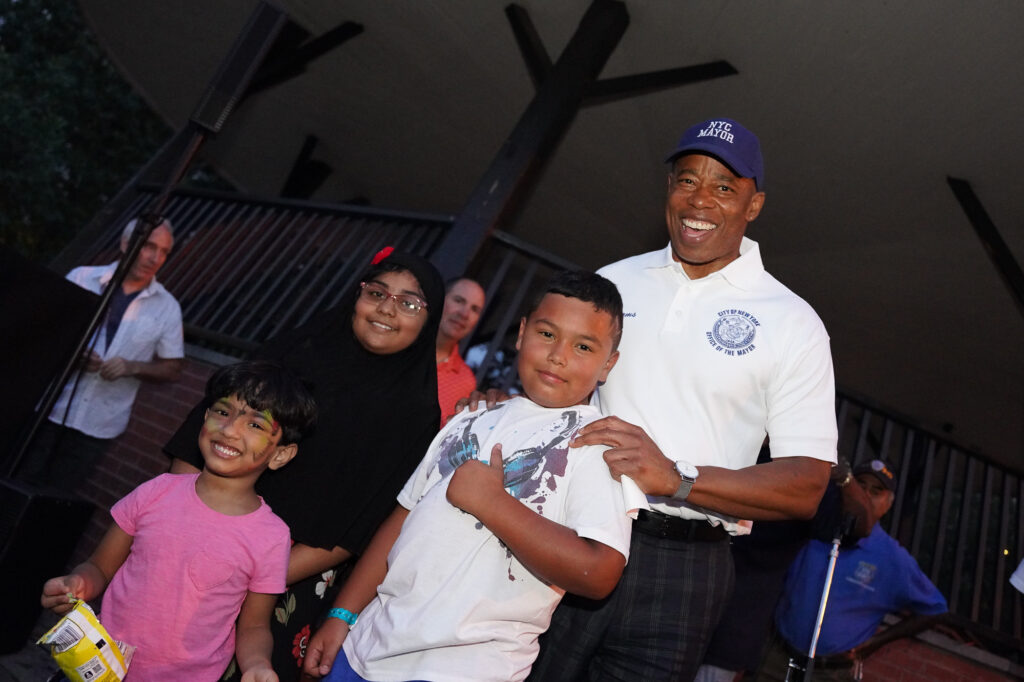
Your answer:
[0,246,99,474]
[0,478,94,654]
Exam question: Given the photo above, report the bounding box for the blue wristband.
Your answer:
[327,607,358,626]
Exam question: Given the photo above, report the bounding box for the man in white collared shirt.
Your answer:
[21,217,183,491]
[529,118,838,682]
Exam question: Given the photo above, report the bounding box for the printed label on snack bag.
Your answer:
[37,600,134,682]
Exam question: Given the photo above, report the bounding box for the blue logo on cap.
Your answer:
[666,117,764,190]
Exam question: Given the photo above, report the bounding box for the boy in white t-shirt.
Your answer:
[304,271,632,682]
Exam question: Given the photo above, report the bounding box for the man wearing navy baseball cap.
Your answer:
[767,460,946,679]
[529,119,838,681]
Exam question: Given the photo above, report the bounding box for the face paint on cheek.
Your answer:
[249,433,276,461]
[260,410,280,436]
[204,397,236,435]
[203,414,224,435]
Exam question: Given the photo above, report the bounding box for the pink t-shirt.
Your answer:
[100,473,290,681]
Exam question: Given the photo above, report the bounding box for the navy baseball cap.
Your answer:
[853,459,897,492]
[664,118,764,191]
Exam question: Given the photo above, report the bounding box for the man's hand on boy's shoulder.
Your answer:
[447,443,506,515]
[455,388,511,413]
[571,416,678,497]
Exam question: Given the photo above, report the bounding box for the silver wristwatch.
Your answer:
[672,460,699,500]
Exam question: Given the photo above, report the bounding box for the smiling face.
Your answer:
[515,293,620,408]
[199,394,296,482]
[439,279,485,345]
[665,154,765,279]
[352,269,428,355]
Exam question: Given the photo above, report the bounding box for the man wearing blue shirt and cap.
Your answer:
[761,460,947,681]
[528,118,839,681]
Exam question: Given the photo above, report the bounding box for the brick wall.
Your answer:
[68,356,218,565]
[864,636,1020,681]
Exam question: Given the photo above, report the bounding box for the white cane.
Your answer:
[802,532,842,682]
[800,509,858,682]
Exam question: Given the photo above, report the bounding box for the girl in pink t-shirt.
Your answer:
[41,361,317,681]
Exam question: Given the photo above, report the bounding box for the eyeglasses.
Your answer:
[359,282,427,317]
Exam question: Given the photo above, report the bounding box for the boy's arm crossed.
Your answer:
[447,444,626,600]
[41,523,133,614]
[236,592,278,682]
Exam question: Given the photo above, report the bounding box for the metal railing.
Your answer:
[80,185,455,353]
[836,391,1024,647]
[81,186,579,372]
[78,186,1024,645]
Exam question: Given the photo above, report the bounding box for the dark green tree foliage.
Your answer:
[0,0,169,261]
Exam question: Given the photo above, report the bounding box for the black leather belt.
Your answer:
[633,510,729,542]
[783,639,856,671]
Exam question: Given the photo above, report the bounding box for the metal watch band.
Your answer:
[672,460,697,501]
[672,476,694,501]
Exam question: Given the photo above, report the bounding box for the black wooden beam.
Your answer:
[584,60,737,107]
[505,3,553,88]
[258,20,313,66]
[191,2,289,133]
[281,134,334,199]
[431,0,629,279]
[246,20,364,96]
[948,176,1024,319]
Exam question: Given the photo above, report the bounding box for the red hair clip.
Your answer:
[371,246,394,265]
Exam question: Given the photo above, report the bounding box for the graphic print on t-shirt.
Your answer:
[436,405,582,508]
[437,409,495,477]
[503,410,579,507]
[432,404,586,582]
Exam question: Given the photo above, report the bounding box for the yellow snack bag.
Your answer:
[37,599,135,682]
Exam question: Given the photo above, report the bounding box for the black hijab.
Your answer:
[164,249,444,553]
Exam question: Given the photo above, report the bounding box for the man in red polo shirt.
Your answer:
[435,277,486,425]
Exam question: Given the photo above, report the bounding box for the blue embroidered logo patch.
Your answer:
[706,309,759,356]
[847,561,878,591]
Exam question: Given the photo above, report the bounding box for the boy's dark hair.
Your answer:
[204,361,318,445]
[525,270,624,350]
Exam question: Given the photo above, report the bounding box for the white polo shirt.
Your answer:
[48,262,184,439]
[595,238,837,532]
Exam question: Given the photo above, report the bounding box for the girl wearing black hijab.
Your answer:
[164,248,444,679]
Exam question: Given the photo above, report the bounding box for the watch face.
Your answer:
[675,461,698,480]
